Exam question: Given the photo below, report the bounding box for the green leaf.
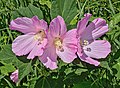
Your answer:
[0,75,5,80]
[0,45,17,64]
[73,81,91,88]
[35,76,65,88]
[18,61,32,83]
[64,68,73,75]
[29,77,38,88]
[3,78,14,88]
[35,77,52,88]
[58,60,67,69]
[0,64,16,75]
[113,49,120,60]
[64,73,83,86]
[0,44,23,67]
[28,4,43,19]
[100,61,113,75]
[12,4,43,19]
[48,77,64,88]
[73,81,98,88]
[70,16,78,25]
[113,58,120,79]
[75,68,88,75]
[109,13,120,28]
[50,0,78,26]
[39,0,51,8]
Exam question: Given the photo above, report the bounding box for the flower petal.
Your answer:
[10,70,18,83]
[27,38,47,59]
[63,29,77,46]
[40,44,57,63]
[83,40,111,58]
[49,16,67,37]
[92,25,108,39]
[10,16,48,34]
[92,18,108,39]
[56,46,77,63]
[12,34,35,56]
[92,18,107,28]
[43,57,58,70]
[10,17,36,34]
[32,16,48,32]
[27,43,43,59]
[81,22,95,41]
[77,42,83,57]
[79,53,100,66]
[57,16,67,37]
[12,34,47,59]
[57,29,77,63]
[77,13,91,37]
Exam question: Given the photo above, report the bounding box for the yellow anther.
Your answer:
[54,39,62,47]
[80,40,89,46]
[83,40,89,46]
[54,37,64,52]
[34,30,46,41]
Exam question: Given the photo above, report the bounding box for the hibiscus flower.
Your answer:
[76,13,111,66]
[10,16,48,59]
[40,16,78,70]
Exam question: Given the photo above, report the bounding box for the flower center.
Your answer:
[80,40,91,52]
[80,40,89,46]
[83,40,89,46]
[54,37,64,52]
[34,30,46,43]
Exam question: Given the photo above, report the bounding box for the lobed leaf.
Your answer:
[50,0,78,26]
[12,4,43,19]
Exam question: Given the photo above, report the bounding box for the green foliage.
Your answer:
[75,68,88,75]
[50,0,78,26]
[73,81,97,88]
[12,4,43,19]
[39,0,51,8]
[0,64,16,75]
[0,45,17,64]
[113,62,120,79]
[100,61,113,75]
[0,0,120,88]
[0,45,23,68]
[18,61,32,83]
[35,77,52,88]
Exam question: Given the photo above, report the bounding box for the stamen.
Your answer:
[83,40,89,46]
[54,37,64,52]
[80,40,89,46]
[34,30,46,44]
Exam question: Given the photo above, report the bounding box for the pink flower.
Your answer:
[10,16,48,59]
[40,16,78,70]
[76,13,111,66]
[10,70,18,83]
